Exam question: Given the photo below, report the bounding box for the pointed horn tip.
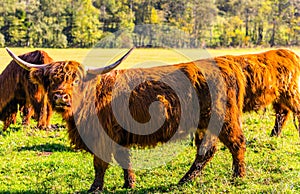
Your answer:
[129,46,135,52]
[5,47,14,56]
[122,47,135,59]
[5,47,13,53]
[86,47,135,75]
[5,47,21,63]
[126,46,135,53]
[117,47,135,62]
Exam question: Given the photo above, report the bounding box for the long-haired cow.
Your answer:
[0,50,53,131]
[6,48,300,192]
[219,50,300,136]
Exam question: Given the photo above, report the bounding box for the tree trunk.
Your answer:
[257,22,263,45]
[269,18,276,47]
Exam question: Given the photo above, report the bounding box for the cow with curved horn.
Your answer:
[5,47,245,191]
[6,47,300,192]
[0,50,54,131]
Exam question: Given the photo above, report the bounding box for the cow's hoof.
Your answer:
[49,123,65,130]
[87,185,103,193]
[122,183,135,189]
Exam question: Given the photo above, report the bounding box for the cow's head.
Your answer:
[19,50,54,64]
[6,47,134,116]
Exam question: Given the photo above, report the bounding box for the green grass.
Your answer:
[0,48,300,193]
[1,108,300,193]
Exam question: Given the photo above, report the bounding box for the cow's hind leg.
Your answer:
[2,104,18,131]
[296,114,300,137]
[275,93,300,137]
[178,129,218,184]
[3,112,17,131]
[114,148,135,189]
[88,155,110,192]
[219,123,246,178]
[270,103,290,137]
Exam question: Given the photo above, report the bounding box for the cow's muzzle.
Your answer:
[53,92,71,108]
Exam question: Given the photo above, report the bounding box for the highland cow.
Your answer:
[189,49,300,143]
[6,48,300,192]
[0,50,54,131]
[219,50,300,136]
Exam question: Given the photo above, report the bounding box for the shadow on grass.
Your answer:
[0,184,182,194]
[18,143,74,152]
[0,125,23,136]
[0,123,66,135]
[112,184,178,194]
[0,191,41,194]
[72,183,180,194]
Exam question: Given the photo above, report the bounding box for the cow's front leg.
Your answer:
[45,102,53,129]
[179,129,218,184]
[36,96,49,129]
[114,148,136,189]
[20,103,33,126]
[88,155,110,192]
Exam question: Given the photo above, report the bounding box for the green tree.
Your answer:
[0,0,28,46]
[66,0,102,47]
[267,0,291,46]
[0,0,298,48]
[93,0,135,32]
[7,9,28,46]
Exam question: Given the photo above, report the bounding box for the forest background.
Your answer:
[0,0,299,48]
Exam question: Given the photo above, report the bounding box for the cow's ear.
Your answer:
[30,68,47,87]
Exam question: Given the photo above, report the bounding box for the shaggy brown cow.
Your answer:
[5,47,245,191]
[218,49,300,136]
[0,50,54,131]
[6,48,300,192]
[189,49,300,142]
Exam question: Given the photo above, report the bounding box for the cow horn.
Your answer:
[6,47,48,70]
[86,47,134,75]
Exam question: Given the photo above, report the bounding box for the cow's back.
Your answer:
[218,49,300,112]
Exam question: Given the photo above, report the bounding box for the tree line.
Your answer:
[0,0,299,48]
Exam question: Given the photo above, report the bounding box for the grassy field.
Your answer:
[0,47,300,193]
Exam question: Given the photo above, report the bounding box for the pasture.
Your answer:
[0,47,300,193]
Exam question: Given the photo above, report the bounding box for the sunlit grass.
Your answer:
[1,107,300,193]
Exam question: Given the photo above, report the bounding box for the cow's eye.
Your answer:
[50,76,60,85]
[73,79,80,86]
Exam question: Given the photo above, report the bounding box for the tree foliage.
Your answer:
[0,0,298,48]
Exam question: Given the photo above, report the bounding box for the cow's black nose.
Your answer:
[53,93,70,102]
